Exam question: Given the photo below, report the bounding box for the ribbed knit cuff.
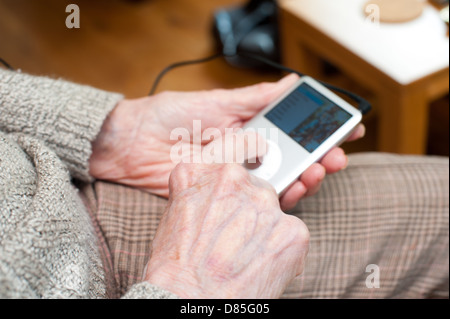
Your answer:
[122,282,180,299]
[0,69,123,181]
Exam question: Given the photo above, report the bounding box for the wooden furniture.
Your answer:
[279,0,449,154]
[0,0,279,98]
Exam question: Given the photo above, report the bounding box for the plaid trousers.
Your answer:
[80,153,449,299]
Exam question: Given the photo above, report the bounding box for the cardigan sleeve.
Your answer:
[0,68,123,182]
[122,282,180,299]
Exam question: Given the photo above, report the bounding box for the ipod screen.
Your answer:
[265,83,352,153]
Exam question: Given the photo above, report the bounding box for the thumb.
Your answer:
[201,130,267,164]
[224,73,300,119]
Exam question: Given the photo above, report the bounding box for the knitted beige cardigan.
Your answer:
[0,69,177,299]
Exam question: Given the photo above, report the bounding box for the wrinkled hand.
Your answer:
[143,163,310,299]
[89,74,365,210]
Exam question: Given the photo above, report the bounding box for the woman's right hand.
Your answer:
[143,163,310,299]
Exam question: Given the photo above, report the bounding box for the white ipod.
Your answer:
[243,76,362,195]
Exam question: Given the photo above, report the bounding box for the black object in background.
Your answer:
[212,0,280,69]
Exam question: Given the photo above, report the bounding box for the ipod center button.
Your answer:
[244,140,282,181]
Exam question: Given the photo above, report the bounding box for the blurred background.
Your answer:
[0,0,448,155]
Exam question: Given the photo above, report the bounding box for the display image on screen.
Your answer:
[265,83,352,153]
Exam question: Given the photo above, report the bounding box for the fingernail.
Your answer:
[342,155,349,170]
[279,73,300,84]
[358,125,366,138]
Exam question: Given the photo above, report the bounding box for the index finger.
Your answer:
[346,124,366,142]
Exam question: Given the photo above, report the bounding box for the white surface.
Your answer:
[281,0,449,84]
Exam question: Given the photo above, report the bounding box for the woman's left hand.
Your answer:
[89,74,365,211]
